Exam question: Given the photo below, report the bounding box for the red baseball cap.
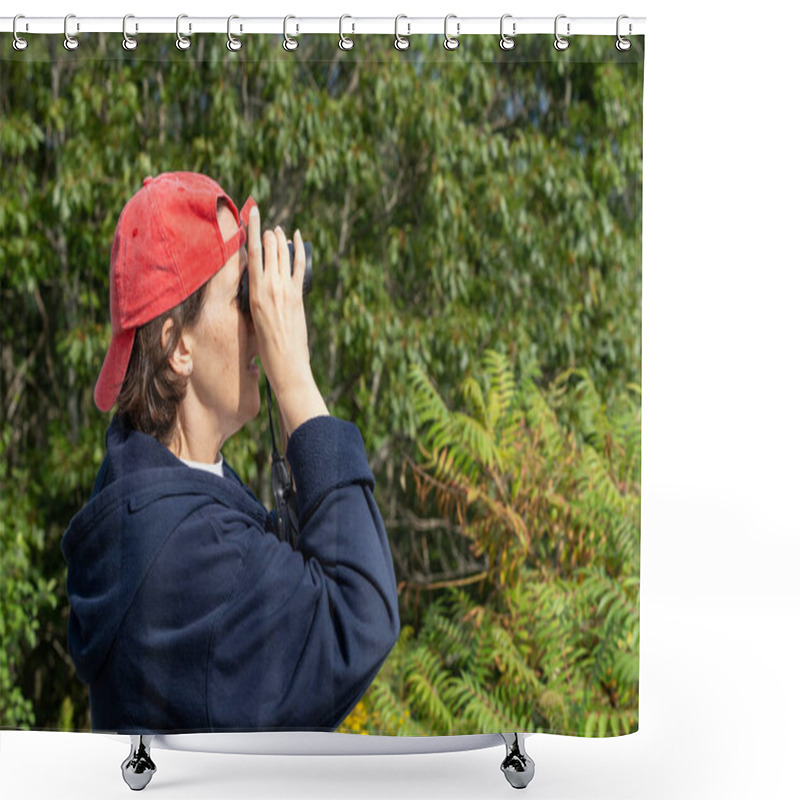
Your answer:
[94,172,257,412]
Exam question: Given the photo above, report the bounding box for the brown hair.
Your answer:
[115,283,208,445]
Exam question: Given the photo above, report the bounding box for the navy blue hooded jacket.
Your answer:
[61,414,400,734]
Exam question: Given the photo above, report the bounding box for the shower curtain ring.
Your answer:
[12,15,28,51]
[554,14,570,51]
[443,14,460,50]
[64,13,79,51]
[394,15,410,51]
[283,16,298,51]
[227,15,243,51]
[616,15,632,51]
[499,14,516,50]
[175,14,191,50]
[122,15,138,51]
[339,15,355,50]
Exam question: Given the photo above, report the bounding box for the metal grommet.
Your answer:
[394,15,410,51]
[616,15,632,51]
[12,14,28,51]
[339,14,354,51]
[176,14,191,51]
[499,14,515,51]
[282,16,298,51]
[63,13,79,51]
[554,14,570,51]
[227,15,242,51]
[443,14,459,51]
[122,14,138,51]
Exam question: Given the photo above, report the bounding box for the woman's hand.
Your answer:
[246,206,328,436]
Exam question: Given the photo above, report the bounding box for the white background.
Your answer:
[2,1,799,798]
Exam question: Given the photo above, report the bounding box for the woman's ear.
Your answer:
[162,317,193,377]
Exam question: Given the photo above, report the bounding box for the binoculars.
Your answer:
[238,241,313,315]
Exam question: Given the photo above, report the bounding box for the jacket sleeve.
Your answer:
[206,416,400,731]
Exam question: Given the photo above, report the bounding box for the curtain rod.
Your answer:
[1,15,646,38]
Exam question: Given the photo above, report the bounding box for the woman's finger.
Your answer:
[292,229,306,291]
[274,225,291,281]
[262,228,279,282]
[247,206,263,294]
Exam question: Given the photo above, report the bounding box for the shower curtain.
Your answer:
[0,25,643,742]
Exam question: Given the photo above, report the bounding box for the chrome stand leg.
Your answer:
[121,735,157,791]
[500,733,535,790]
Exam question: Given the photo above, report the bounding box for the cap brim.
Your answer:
[94,328,136,412]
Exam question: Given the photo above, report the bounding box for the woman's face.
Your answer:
[182,205,261,444]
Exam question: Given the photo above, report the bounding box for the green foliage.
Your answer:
[0,430,58,727]
[343,351,639,736]
[1,35,641,728]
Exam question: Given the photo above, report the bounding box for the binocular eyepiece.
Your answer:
[238,241,313,315]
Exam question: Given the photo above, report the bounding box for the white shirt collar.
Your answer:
[179,456,224,478]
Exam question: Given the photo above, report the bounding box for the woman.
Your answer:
[61,172,399,734]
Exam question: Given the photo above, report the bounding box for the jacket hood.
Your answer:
[61,417,269,685]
